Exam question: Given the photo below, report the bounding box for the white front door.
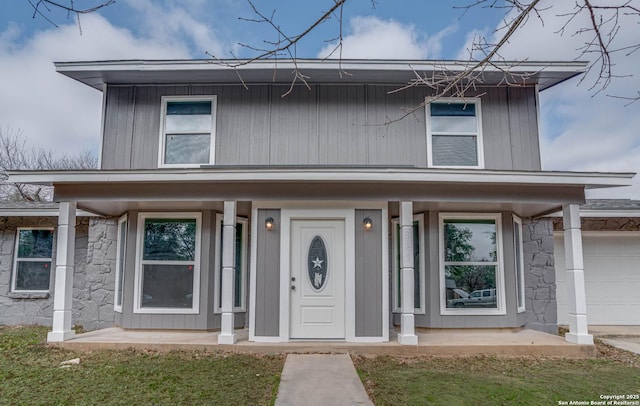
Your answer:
[289,219,346,339]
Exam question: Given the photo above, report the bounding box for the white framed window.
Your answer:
[439,213,505,315]
[391,214,426,314]
[213,214,248,313]
[513,215,526,313]
[159,96,217,167]
[114,215,128,313]
[426,98,484,168]
[133,213,202,314]
[11,228,54,292]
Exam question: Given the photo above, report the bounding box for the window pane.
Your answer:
[165,114,211,133]
[116,221,127,307]
[17,229,53,259]
[431,103,476,116]
[165,134,211,165]
[167,101,211,115]
[432,135,478,166]
[141,264,194,308]
[15,261,51,291]
[514,221,524,309]
[444,265,497,309]
[143,219,196,261]
[444,220,496,262]
[218,222,244,309]
[431,116,477,133]
[395,221,421,310]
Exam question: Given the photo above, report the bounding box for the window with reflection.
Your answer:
[427,99,483,168]
[160,97,216,166]
[12,228,54,292]
[441,214,504,314]
[135,214,201,313]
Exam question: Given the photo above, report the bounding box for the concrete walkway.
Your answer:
[601,337,640,355]
[275,354,373,406]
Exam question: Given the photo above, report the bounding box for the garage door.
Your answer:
[555,233,640,325]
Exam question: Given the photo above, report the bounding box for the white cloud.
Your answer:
[0,6,227,160]
[461,1,640,198]
[317,16,453,59]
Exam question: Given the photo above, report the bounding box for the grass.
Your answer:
[0,326,284,405]
[355,341,640,406]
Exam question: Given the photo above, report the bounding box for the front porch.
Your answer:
[52,327,595,357]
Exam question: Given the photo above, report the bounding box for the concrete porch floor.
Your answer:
[52,327,595,357]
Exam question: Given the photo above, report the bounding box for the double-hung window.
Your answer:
[159,96,216,167]
[12,228,54,292]
[426,98,483,168]
[391,214,425,314]
[440,213,505,315]
[134,213,201,314]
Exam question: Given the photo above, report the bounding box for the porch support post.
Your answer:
[562,204,593,345]
[398,201,418,345]
[218,200,237,344]
[47,202,77,342]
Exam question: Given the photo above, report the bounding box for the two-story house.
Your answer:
[7,59,633,346]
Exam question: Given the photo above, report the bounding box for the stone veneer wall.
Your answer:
[523,218,557,334]
[0,216,117,331]
[73,217,118,331]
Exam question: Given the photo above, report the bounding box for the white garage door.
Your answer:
[555,233,640,325]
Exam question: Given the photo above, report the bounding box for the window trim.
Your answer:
[11,227,54,293]
[391,214,426,314]
[133,212,202,314]
[113,214,128,313]
[513,215,526,313]
[439,213,506,316]
[425,97,484,169]
[158,95,217,168]
[213,214,248,313]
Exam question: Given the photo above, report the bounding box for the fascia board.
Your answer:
[7,168,634,188]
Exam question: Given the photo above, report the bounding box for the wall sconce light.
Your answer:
[265,217,274,230]
[363,217,373,231]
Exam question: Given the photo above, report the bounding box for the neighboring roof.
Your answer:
[54,59,588,91]
[547,199,640,217]
[581,199,640,211]
[0,201,98,217]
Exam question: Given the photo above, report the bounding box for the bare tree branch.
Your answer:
[26,0,115,30]
[0,126,98,202]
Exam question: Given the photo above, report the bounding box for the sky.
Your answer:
[0,0,639,198]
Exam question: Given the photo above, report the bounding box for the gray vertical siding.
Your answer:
[101,85,541,171]
[354,209,383,337]
[254,209,281,337]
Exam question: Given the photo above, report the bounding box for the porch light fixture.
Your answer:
[363,217,373,231]
[265,217,274,230]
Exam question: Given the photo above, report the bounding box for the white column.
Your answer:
[218,201,237,344]
[47,202,77,342]
[398,201,418,345]
[562,204,593,345]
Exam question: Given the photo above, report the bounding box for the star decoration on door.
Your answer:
[312,256,324,269]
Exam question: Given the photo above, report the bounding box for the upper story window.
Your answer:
[159,96,217,167]
[426,98,484,169]
[12,228,54,292]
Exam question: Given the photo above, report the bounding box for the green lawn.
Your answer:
[0,326,284,405]
[355,345,640,406]
[2,326,640,406]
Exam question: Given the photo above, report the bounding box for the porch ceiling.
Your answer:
[7,167,634,218]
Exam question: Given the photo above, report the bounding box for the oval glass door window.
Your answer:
[307,236,328,291]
